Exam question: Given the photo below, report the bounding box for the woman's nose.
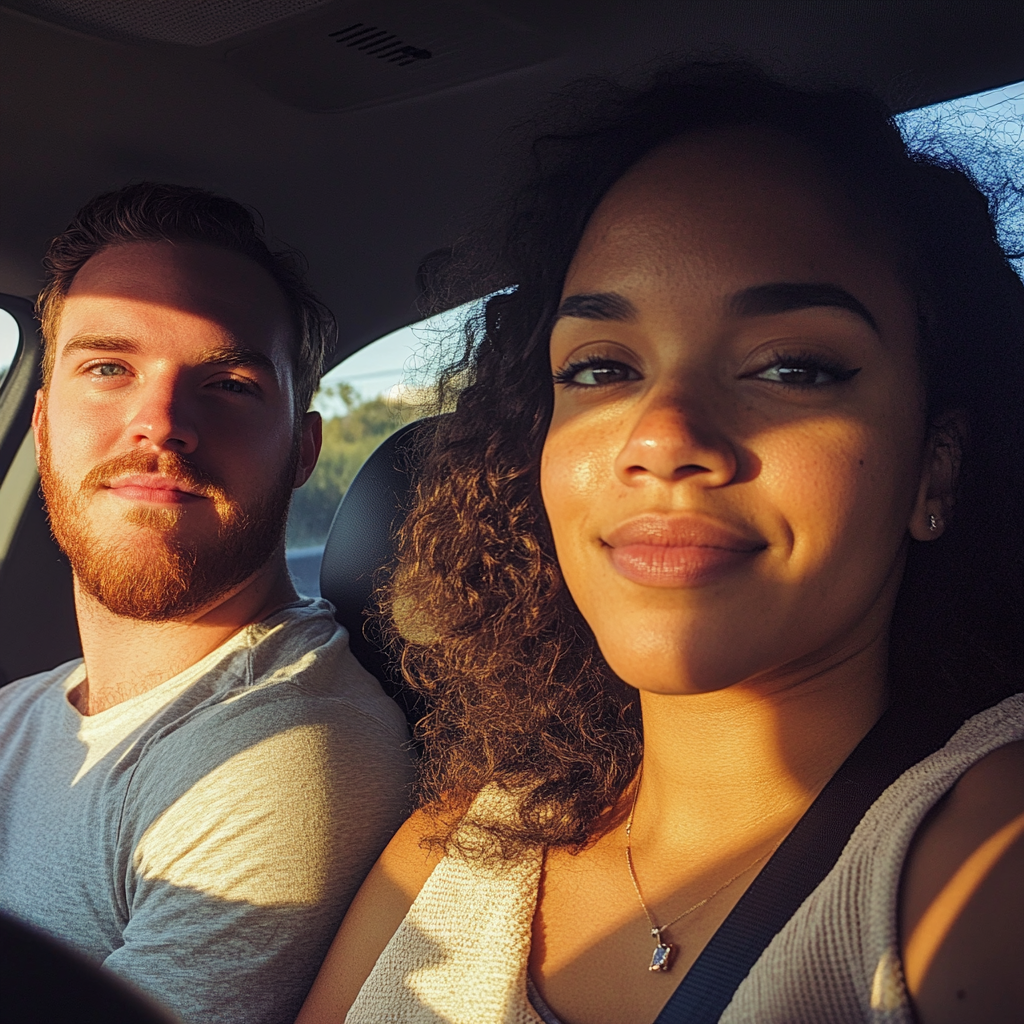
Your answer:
[126,379,199,454]
[614,394,738,487]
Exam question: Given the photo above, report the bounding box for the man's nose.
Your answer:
[125,377,199,454]
[614,389,739,487]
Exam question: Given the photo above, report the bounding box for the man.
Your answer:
[0,183,415,1023]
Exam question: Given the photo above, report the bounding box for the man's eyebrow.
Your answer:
[60,335,141,358]
[555,292,639,322]
[197,347,278,375]
[59,337,278,375]
[728,282,879,334]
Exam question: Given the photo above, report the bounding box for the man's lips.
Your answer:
[603,515,767,587]
[103,474,207,505]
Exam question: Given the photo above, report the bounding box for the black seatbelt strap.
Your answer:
[653,700,963,1024]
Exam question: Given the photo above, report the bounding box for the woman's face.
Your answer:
[541,127,938,695]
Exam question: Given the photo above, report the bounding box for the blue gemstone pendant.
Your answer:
[649,928,674,972]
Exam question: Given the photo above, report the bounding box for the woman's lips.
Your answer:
[609,544,759,586]
[603,515,766,587]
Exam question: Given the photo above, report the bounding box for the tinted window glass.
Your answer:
[0,309,19,391]
[285,302,475,596]
[897,80,1024,278]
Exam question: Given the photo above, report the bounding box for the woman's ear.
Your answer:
[909,410,966,541]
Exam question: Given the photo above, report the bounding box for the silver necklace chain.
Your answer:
[624,772,779,973]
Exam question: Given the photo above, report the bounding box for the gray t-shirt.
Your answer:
[0,598,415,1024]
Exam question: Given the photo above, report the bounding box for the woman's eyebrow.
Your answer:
[555,292,638,322]
[729,282,879,334]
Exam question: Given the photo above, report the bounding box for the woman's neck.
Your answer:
[629,629,889,858]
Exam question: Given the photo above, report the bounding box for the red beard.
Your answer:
[37,416,296,621]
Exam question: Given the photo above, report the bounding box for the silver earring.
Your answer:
[928,513,939,532]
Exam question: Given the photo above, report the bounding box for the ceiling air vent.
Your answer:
[327,23,432,68]
[224,0,558,113]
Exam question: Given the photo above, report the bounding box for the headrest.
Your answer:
[319,417,434,731]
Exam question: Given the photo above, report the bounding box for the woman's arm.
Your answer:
[296,808,444,1024]
[900,739,1024,1024]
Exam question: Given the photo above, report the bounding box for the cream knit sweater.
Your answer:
[347,693,1024,1024]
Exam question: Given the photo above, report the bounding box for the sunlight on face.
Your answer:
[541,128,930,695]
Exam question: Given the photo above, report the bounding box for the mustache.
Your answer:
[81,450,227,498]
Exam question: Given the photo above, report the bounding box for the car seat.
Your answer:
[319,418,434,733]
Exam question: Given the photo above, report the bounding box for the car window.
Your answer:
[286,301,478,596]
[0,308,19,391]
[897,79,1024,279]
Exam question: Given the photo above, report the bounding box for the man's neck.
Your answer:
[70,548,300,716]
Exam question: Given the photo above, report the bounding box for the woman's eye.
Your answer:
[554,359,640,387]
[753,359,860,387]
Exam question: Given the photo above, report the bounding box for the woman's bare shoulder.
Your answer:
[900,737,1024,1024]
[296,806,448,1024]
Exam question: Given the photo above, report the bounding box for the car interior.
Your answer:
[0,0,1022,1017]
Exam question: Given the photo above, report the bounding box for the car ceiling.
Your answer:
[2,1,1023,370]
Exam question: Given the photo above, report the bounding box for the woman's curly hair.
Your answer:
[381,63,1024,859]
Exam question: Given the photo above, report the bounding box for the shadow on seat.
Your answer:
[319,418,435,734]
[1,911,177,1023]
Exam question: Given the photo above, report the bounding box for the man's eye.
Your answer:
[213,379,253,394]
[753,359,860,387]
[92,363,127,377]
[554,359,640,387]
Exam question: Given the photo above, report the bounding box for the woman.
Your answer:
[298,65,1024,1024]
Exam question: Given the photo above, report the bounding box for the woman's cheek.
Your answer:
[756,417,876,574]
[542,418,613,523]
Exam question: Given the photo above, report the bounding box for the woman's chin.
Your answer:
[587,606,769,694]
[603,650,758,697]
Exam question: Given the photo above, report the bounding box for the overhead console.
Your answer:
[4,0,560,112]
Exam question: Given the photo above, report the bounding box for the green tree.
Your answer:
[286,383,421,549]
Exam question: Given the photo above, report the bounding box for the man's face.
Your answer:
[34,240,319,620]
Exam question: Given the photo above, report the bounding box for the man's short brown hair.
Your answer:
[36,181,336,419]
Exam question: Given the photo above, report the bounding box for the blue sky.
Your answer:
[898,80,1023,144]
[315,77,1024,416]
